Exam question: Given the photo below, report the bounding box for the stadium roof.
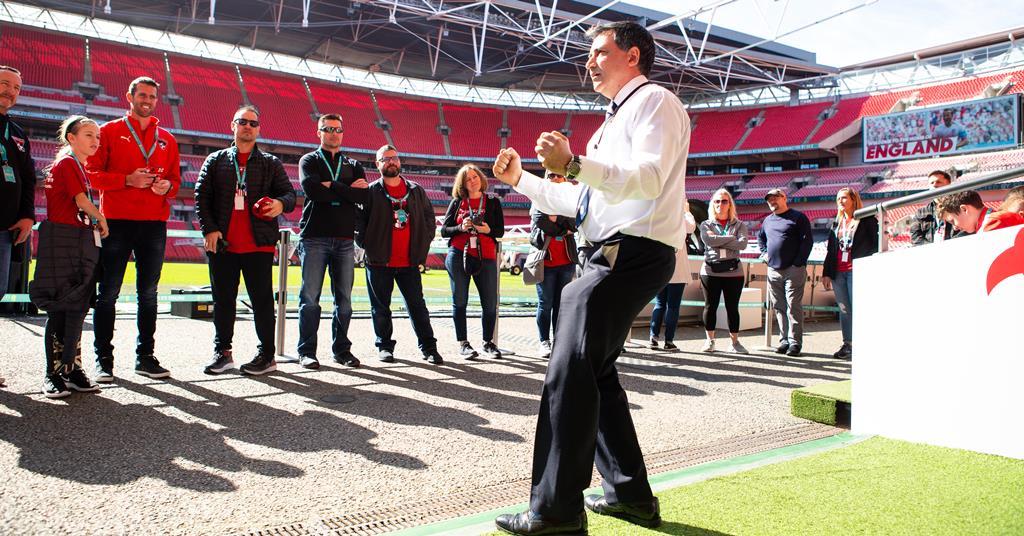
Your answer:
[21,0,844,105]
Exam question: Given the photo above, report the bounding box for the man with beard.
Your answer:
[356,145,443,365]
[87,76,181,382]
[195,105,296,376]
[0,66,36,389]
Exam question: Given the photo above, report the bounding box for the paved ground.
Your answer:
[0,309,850,535]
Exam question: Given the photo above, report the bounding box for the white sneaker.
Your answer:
[538,340,552,358]
[701,339,715,353]
[728,341,749,354]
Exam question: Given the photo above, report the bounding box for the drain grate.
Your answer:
[237,422,840,535]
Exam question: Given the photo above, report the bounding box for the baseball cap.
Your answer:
[764,188,786,199]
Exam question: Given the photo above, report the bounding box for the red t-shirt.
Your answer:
[226,152,275,254]
[386,180,411,268]
[544,235,572,268]
[981,210,1024,232]
[450,197,497,260]
[44,156,91,229]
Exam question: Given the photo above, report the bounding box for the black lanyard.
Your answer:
[593,81,653,149]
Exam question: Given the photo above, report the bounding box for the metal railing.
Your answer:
[853,166,1024,253]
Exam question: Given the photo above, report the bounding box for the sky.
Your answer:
[628,0,1024,68]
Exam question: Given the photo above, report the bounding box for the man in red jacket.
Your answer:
[86,76,181,382]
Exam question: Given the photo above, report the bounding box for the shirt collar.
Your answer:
[607,74,649,115]
[124,112,159,131]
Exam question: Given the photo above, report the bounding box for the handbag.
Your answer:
[522,237,552,285]
[706,257,740,273]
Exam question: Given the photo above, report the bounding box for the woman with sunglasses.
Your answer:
[699,189,749,353]
[440,164,505,360]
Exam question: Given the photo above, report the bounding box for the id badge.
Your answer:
[2,165,15,183]
[93,228,103,248]
[841,250,850,263]
[234,189,245,211]
[718,248,727,258]
[470,236,478,248]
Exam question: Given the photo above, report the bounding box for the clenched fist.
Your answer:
[492,148,523,187]
[535,131,572,175]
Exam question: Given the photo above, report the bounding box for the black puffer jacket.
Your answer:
[29,221,99,312]
[195,145,296,247]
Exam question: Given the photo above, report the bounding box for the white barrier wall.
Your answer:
[852,224,1024,460]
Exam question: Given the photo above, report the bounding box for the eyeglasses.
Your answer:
[319,126,344,134]
[377,155,400,163]
[233,118,260,128]
[713,199,731,204]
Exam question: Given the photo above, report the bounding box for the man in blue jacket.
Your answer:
[758,189,813,357]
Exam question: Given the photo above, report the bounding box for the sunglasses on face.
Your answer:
[233,118,260,128]
[713,199,731,204]
[319,126,344,134]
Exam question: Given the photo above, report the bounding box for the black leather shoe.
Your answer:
[584,495,661,528]
[775,342,790,354]
[495,510,587,535]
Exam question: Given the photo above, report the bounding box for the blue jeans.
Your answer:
[832,270,853,344]
[444,247,498,342]
[365,265,436,353]
[93,220,167,359]
[535,263,575,342]
[0,230,11,302]
[297,238,355,357]
[650,283,685,342]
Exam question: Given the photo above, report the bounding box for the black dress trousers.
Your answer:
[528,235,675,521]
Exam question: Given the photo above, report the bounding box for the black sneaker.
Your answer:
[424,350,444,365]
[204,350,235,375]
[775,342,791,354]
[649,338,659,349]
[42,375,71,399]
[378,349,396,363]
[332,351,360,368]
[95,356,114,383]
[833,344,851,360]
[663,341,678,351]
[786,344,802,357]
[300,355,321,369]
[459,341,479,360]
[135,355,171,379]
[240,354,277,376]
[64,368,100,393]
[482,341,502,359]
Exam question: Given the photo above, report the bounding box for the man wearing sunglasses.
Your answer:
[195,105,296,376]
[355,145,443,365]
[86,76,181,382]
[293,114,369,370]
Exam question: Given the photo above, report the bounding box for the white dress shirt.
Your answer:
[514,75,691,250]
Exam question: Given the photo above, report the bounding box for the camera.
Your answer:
[470,213,485,226]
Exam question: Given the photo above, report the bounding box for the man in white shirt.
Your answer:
[492,21,690,535]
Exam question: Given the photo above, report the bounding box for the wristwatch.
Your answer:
[565,155,582,181]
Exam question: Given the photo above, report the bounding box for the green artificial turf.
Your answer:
[791,380,851,426]
[579,437,1024,535]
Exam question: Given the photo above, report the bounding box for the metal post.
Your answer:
[761,262,774,350]
[494,239,516,356]
[876,204,888,253]
[274,229,290,358]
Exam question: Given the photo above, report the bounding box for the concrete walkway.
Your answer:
[0,312,849,535]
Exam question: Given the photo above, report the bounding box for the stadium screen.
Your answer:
[862,94,1020,163]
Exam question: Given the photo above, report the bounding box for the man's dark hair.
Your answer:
[318,113,343,127]
[129,76,159,95]
[0,65,21,75]
[585,21,656,77]
[928,170,952,183]
[936,190,984,216]
[235,104,260,118]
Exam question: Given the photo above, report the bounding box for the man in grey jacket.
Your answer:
[356,145,443,365]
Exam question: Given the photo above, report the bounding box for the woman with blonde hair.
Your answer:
[698,188,748,353]
[822,187,877,359]
[440,164,505,360]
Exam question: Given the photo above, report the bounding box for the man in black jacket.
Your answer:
[195,105,296,376]
[910,170,962,246]
[0,66,36,305]
[295,113,368,370]
[356,145,443,364]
